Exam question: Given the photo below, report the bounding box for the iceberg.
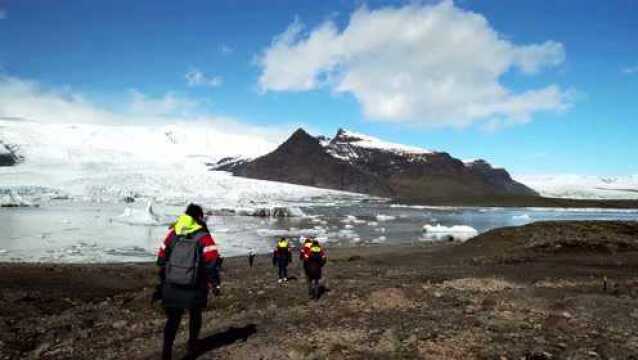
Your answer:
[422,224,478,241]
[376,214,396,221]
[112,202,171,226]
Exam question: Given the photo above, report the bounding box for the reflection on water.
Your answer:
[1,201,637,263]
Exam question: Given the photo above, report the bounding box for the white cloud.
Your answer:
[0,75,292,150]
[0,76,120,124]
[128,90,200,117]
[219,44,233,55]
[185,69,223,87]
[258,1,570,127]
[622,65,638,75]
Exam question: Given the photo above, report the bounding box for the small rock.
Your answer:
[561,311,572,319]
[404,334,417,346]
[587,351,599,357]
[433,291,443,298]
[112,320,127,329]
[33,342,50,358]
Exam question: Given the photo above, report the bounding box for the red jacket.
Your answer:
[300,242,312,261]
[157,214,220,286]
[157,229,219,265]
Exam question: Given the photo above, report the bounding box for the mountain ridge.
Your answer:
[212,128,538,203]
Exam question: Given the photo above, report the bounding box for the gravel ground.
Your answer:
[1,221,638,359]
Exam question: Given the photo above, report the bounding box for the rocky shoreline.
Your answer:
[2,221,638,359]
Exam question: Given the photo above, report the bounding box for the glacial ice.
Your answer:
[422,224,478,241]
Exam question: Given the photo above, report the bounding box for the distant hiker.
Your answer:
[299,237,313,276]
[299,236,312,261]
[272,237,292,283]
[305,240,327,300]
[155,203,221,360]
[248,248,256,268]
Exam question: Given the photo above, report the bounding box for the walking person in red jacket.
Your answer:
[305,240,327,300]
[155,203,220,360]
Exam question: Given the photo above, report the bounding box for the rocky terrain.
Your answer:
[2,221,638,359]
[0,142,20,167]
[212,128,538,204]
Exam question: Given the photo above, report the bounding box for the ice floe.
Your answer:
[422,224,478,241]
[512,214,531,221]
[376,214,396,221]
[112,202,172,226]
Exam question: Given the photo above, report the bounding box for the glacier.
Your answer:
[515,174,638,200]
[0,119,363,207]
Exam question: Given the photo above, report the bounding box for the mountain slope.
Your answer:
[213,128,538,203]
[218,129,392,195]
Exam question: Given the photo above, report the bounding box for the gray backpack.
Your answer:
[166,234,201,287]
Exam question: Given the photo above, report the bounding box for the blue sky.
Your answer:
[0,0,637,175]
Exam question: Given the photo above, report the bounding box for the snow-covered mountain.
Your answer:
[515,174,638,200]
[0,119,358,206]
[214,128,537,203]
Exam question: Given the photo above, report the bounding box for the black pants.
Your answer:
[277,262,288,279]
[308,278,320,299]
[248,255,255,267]
[162,307,202,360]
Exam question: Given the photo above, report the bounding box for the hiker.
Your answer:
[299,236,312,261]
[248,248,256,268]
[155,203,221,360]
[305,240,327,300]
[299,236,313,276]
[272,237,292,283]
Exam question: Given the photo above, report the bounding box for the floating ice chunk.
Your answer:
[512,214,531,221]
[374,227,386,233]
[0,190,36,207]
[371,236,387,243]
[337,229,358,239]
[112,201,169,226]
[219,206,306,218]
[376,214,396,221]
[422,224,478,242]
[344,224,354,229]
[256,228,325,238]
[0,249,8,254]
[367,221,378,226]
[341,215,358,223]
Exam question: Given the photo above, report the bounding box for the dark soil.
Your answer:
[1,221,638,359]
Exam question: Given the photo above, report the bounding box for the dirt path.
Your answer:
[2,221,638,359]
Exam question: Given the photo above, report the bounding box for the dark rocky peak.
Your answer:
[331,128,365,145]
[276,128,322,151]
[0,142,23,166]
[316,135,330,143]
[289,128,315,141]
[465,159,493,170]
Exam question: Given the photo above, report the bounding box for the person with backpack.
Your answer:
[155,203,220,360]
[272,237,292,283]
[305,240,327,300]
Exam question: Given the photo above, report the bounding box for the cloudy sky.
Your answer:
[0,0,637,175]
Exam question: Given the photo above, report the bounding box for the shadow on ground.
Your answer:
[185,324,257,360]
